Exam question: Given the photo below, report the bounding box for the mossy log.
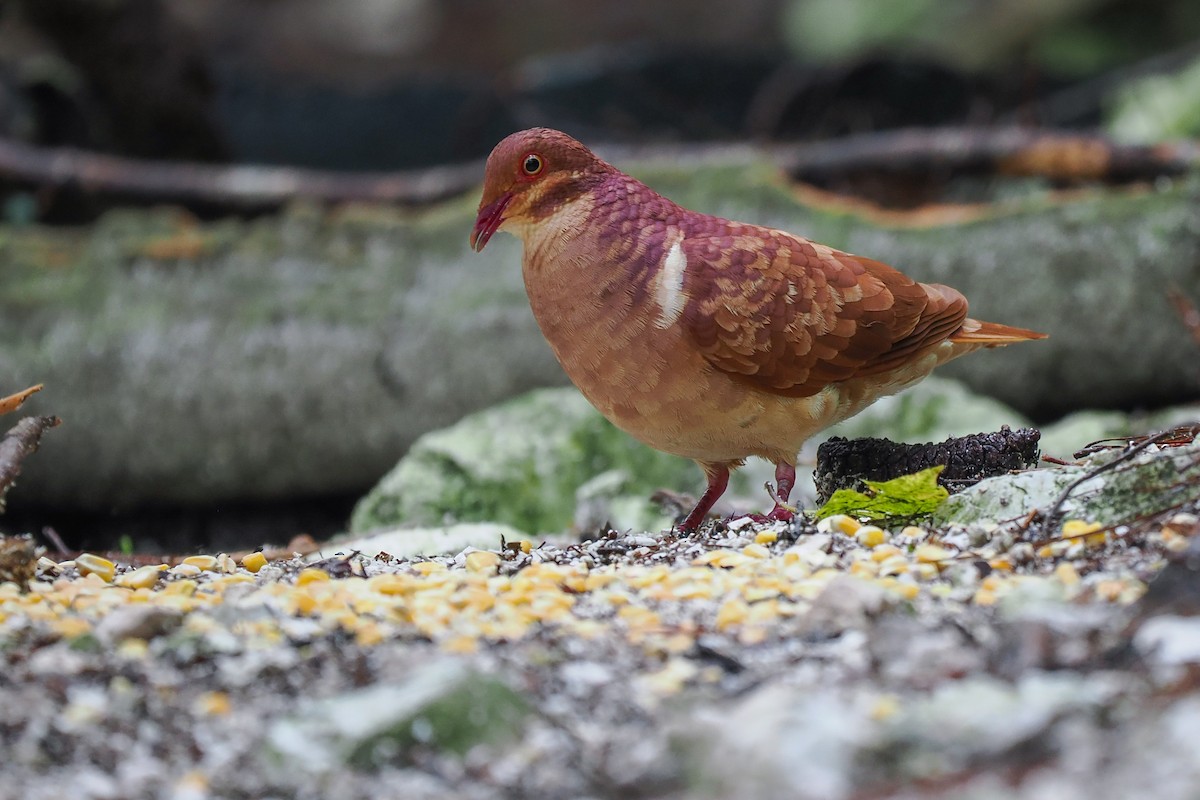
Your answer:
[2,158,1198,511]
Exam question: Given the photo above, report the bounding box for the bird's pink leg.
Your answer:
[766,462,797,522]
[679,463,730,532]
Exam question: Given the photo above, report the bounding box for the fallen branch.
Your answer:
[1,128,1197,213]
[0,415,62,509]
[0,136,484,209]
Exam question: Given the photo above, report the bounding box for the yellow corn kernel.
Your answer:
[878,555,909,576]
[241,552,268,573]
[754,530,778,545]
[465,551,502,573]
[161,579,198,597]
[518,540,533,554]
[913,563,940,582]
[849,560,880,578]
[1036,545,1055,559]
[828,514,861,536]
[1061,519,1102,539]
[900,525,928,539]
[1054,562,1080,587]
[871,545,903,562]
[974,587,998,605]
[194,691,231,716]
[291,590,318,616]
[182,555,219,572]
[296,568,330,585]
[855,525,887,548]
[988,557,1013,572]
[892,582,920,600]
[75,553,116,582]
[915,544,953,564]
[413,561,447,575]
[115,565,166,590]
[742,543,770,559]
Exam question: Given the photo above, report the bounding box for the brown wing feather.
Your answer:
[679,227,969,398]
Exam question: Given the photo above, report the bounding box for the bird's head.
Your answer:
[470,128,605,252]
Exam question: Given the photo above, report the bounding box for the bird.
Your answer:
[470,128,1046,532]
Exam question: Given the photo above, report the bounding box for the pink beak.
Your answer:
[470,192,513,252]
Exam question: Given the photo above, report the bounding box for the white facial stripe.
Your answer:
[656,239,687,328]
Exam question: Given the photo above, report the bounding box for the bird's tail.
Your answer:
[950,318,1048,346]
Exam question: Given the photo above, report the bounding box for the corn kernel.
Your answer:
[988,557,1013,572]
[1061,519,1102,539]
[742,543,770,559]
[162,579,198,597]
[75,553,116,582]
[915,544,953,564]
[900,525,928,539]
[115,565,165,590]
[182,555,219,572]
[828,514,861,536]
[973,588,998,605]
[413,561,447,575]
[465,551,502,573]
[1054,562,1080,586]
[856,525,887,548]
[296,568,330,585]
[194,691,231,716]
[913,563,940,581]
[871,544,903,562]
[754,530,778,545]
[892,582,920,600]
[878,555,909,576]
[1036,545,1054,559]
[291,590,318,616]
[241,552,268,573]
[849,560,880,578]
[870,694,901,720]
[518,540,533,554]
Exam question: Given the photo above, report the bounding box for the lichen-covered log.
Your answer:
[2,159,1199,512]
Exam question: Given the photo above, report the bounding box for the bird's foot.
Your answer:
[738,503,797,525]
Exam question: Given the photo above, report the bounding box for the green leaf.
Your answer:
[815,466,948,522]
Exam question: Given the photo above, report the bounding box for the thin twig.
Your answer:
[0,416,62,507]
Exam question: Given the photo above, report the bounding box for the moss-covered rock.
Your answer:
[934,440,1200,529]
[350,388,697,534]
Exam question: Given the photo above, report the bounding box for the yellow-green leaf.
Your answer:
[815,466,948,522]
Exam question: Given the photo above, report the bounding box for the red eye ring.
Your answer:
[521,153,544,176]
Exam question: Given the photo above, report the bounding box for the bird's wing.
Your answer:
[678,226,969,398]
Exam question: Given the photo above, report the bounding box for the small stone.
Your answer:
[95,605,183,644]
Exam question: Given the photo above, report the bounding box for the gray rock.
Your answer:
[267,659,530,774]
[350,388,696,534]
[934,440,1200,529]
[680,683,872,800]
[799,575,892,637]
[94,605,183,645]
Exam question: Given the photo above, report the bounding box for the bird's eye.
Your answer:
[521,153,544,176]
